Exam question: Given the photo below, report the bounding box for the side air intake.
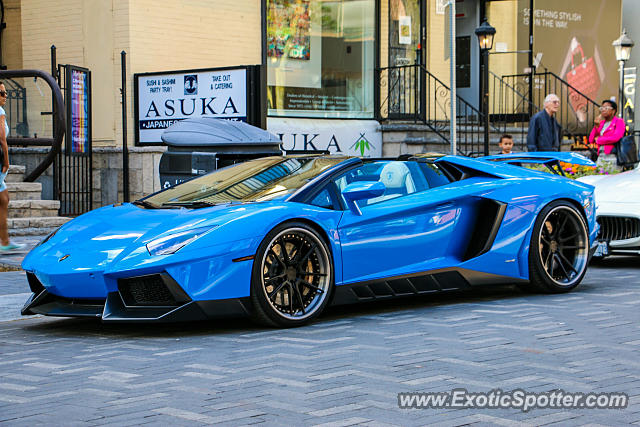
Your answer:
[117,274,191,307]
[463,199,507,261]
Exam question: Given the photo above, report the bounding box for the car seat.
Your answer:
[367,161,416,204]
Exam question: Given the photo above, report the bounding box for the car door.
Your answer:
[336,160,469,285]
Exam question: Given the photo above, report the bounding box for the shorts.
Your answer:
[0,171,6,193]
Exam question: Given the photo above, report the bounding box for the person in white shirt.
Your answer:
[0,81,23,253]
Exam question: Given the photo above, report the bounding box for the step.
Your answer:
[8,200,60,218]
[8,216,71,230]
[5,165,26,182]
[9,226,62,237]
[5,182,42,200]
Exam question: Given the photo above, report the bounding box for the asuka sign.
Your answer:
[134,66,258,145]
[267,118,382,157]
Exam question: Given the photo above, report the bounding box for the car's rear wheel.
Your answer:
[527,201,589,293]
[250,222,333,327]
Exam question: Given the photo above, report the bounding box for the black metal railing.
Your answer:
[0,69,65,182]
[489,71,539,151]
[3,78,29,137]
[377,64,490,156]
[502,70,600,140]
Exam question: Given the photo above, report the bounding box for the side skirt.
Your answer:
[331,267,527,306]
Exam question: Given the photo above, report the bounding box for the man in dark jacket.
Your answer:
[527,94,562,151]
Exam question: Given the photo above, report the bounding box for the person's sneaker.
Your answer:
[0,243,25,254]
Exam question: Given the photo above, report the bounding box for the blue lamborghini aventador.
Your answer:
[22,154,598,327]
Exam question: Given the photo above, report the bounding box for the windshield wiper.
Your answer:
[132,200,159,209]
[161,201,217,209]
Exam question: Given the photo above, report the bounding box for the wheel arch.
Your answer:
[269,216,342,288]
[555,197,589,225]
[270,217,335,259]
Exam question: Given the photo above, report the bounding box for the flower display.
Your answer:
[559,161,619,179]
[521,161,619,179]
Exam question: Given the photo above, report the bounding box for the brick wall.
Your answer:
[8,1,261,206]
[15,0,261,149]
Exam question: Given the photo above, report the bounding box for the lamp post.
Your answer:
[475,19,496,155]
[612,29,634,118]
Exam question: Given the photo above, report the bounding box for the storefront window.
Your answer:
[267,0,375,119]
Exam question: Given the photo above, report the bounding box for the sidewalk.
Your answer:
[0,235,44,321]
[0,235,45,271]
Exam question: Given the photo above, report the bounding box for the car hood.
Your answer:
[22,202,273,271]
[578,168,640,203]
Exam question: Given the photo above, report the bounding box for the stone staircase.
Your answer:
[5,165,71,236]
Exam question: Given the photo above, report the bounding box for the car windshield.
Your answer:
[141,156,350,207]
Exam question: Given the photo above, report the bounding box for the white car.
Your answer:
[578,166,640,258]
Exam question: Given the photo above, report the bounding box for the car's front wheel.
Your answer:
[250,222,333,327]
[527,201,590,293]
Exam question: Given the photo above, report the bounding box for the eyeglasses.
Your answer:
[550,100,560,104]
[0,91,7,97]
[599,106,613,110]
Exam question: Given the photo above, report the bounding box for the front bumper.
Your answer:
[21,271,251,322]
[595,212,640,256]
[589,240,600,261]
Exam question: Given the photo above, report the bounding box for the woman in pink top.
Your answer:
[589,100,625,171]
[589,100,625,154]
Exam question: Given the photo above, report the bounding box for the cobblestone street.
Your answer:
[1,257,639,426]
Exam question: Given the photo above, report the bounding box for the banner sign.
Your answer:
[624,67,636,132]
[135,66,253,145]
[66,66,91,155]
[517,0,621,124]
[267,118,382,157]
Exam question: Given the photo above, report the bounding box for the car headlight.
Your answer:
[146,226,216,256]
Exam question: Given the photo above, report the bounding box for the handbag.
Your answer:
[615,135,639,167]
[566,42,601,122]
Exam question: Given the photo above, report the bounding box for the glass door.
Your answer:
[387,0,424,119]
[389,0,422,67]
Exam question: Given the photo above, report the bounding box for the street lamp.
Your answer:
[475,19,496,155]
[613,29,634,117]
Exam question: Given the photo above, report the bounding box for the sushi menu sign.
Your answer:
[134,66,256,145]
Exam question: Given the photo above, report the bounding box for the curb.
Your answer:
[0,263,22,272]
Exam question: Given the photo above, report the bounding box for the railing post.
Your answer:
[528,0,534,119]
[419,66,426,122]
[374,67,380,121]
[449,0,457,155]
[121,50,129,203]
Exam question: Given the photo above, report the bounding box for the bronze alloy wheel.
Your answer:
[251,223,332,326]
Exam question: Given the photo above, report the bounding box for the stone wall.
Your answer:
[9,145,166,209]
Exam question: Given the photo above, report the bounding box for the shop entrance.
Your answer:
[385,0,425,120]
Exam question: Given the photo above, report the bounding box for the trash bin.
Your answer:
[159,118,282,188]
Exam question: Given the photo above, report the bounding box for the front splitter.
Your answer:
[22,290,251,323]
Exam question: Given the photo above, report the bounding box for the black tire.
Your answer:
[250,222,333,327]
[527,201,590,293]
